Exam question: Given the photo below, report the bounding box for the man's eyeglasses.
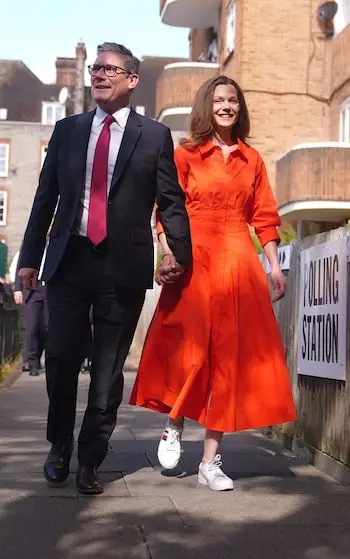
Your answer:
[88,64,131,77]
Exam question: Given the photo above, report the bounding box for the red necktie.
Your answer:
[87,114,114,245]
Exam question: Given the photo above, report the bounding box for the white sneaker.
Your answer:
[157,423,183,470]
[198,454,234,491]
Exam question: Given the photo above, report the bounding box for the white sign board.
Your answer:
[298,238,347,381]
[264,245,291,273]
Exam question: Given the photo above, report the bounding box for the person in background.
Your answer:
[15,246,48,376]
[10,250,30,372]
[130,75,296,491]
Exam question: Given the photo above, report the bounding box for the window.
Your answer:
[0,143,9,177]
[334,0,350,35]
[339,99,350,143]
[0,191,8,225]
[42,102,66,125]
[226,0,236,56]
[41,144,48,168]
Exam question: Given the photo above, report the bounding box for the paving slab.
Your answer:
[1,471,129,497]
[146,525,350,559]
[0,498,149,558]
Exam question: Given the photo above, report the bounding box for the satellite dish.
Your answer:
[58,86,69,105]
[317,1,338,21]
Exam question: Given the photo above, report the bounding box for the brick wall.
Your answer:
[218,0,331,190]
[277,146,350,208]
[0,122,53,259]
[190,29,209,60]
[56,57,77,87]
[156,63,219,118]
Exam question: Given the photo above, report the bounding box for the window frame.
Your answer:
[0,190,8,226]
[0,142,10,178]
[339,98,350,143]
[41,102,66,125]
[226,0,237,56]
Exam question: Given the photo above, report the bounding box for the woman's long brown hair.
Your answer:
[180,75,250,150]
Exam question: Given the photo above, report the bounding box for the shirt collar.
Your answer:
[199,137,248,161]
[95,105,131,129]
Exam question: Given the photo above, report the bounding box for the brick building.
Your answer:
[0,43,88,260]
[158,0,350,232]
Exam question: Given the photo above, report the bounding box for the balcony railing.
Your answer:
[276,143,350,222]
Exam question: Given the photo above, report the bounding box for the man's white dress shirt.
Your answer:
[75,105,130,236]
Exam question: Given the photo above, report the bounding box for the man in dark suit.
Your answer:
[19,42,192,495]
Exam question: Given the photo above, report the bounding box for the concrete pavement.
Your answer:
[1,370,350,558]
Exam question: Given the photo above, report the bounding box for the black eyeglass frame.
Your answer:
[88,64,132,77]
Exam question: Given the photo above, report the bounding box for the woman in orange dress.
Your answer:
[130,76,296,491]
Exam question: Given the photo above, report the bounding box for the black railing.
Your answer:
[0,284,20,365]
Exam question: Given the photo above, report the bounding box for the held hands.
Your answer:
[155,253,185,286]
[270,265,286,302]
[19,268,39,290]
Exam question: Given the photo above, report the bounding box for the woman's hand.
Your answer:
[155,254,185,286]
[270,265,286,302]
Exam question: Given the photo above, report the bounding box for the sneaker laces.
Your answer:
[163,427,181,449]
[207,454,226,477]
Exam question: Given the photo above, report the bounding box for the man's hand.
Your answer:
[155,254,185,286]
[13,291,23,305]
[19,268,39,290]
[270,266,286,302]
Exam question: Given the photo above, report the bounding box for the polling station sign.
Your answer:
[298,238,347,381]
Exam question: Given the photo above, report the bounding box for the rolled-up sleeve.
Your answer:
[249,157,281,247]
[156,130,192,268]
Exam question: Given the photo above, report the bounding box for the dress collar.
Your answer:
[199,137,248,161]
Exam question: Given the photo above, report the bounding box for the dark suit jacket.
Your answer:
[19,109,192,289]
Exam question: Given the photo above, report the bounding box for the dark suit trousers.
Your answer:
[45,236,145,467]
[23,286,48,369]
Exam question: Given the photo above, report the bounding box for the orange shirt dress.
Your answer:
[129,140,297,432]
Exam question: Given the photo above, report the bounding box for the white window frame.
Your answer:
[0,143,9,178]
[0,191,8,225]
[41,144,48,168]
[334,0,350,35]
[42,102,66,125]
[226,0,236,56]
[339,98,350,143]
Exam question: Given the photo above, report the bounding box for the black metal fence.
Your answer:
[0,284,20,365]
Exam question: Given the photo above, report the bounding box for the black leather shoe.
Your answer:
[43,440,74,484]
[76,465,104,495]
[29,369,40,376]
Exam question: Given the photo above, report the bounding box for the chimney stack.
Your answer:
[55,57,77,87]
[74,42,87,115]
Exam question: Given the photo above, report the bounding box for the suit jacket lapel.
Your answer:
[70,110,95,197]
[109,110,142,196]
